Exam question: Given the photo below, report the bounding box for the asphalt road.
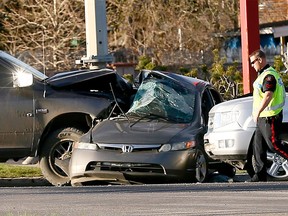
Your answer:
[2,158,250,187]
[1,182,288,216]
[0,172,249,187]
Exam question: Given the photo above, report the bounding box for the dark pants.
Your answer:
[253,110,288,177]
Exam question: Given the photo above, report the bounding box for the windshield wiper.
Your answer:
[107,83,130,123]
[129,113,172,128]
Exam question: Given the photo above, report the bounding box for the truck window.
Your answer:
[0,63,13,88]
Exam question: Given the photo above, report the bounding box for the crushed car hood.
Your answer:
[91,119,189,144]
[45,68,130,91]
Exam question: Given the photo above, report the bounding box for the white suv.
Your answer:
[204,93,288,180]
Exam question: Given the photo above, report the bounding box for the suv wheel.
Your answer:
[266,151,288,180]
[39,127,84,186]
[250,151,288,181]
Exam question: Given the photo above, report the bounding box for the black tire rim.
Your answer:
[195,150,208,182]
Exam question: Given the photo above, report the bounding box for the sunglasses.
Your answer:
[250,58,259,65]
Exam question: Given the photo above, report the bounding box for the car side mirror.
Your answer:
[13,70,33,87]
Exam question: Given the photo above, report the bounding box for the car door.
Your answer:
[0,58,34,157]
[201,87,223,125]
[208,87,224,105]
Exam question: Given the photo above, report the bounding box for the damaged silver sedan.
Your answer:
[69,70,227,185]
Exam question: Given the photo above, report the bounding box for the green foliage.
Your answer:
[136,56,154,70]
[201,64,210,80]
[145,62,157,70]
[179,67,190,74]
[274,55,285,72]
[0,163,42,178]
[209,49,243,100]
[136,55,167,71]
[184,68,198,77]
[123,73,134,83]
[155,65,168,71]
[273,55,288,89]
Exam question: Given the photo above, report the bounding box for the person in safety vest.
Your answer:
[248,49,287,182]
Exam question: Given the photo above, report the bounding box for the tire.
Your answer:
[39,127,84,186]
[265,133,288,180]
[251,151,288,181]
[194,146,209,183]
[217,163,236,178]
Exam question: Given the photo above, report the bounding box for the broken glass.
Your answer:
[127,78,195,123]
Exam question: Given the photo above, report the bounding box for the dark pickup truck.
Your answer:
[0,51,134,186]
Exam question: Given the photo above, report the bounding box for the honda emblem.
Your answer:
[122,145,133,153]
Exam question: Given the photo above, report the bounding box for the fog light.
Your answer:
[226,139,235,148]
[218,139,235,148]
[218,140,225,148]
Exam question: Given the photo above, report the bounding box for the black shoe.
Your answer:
[246,174,267,182]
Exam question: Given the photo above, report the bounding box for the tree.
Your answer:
[0,0,86,73]
[106,0,240,66]
[209,49,242,100]
[0,0,240,73]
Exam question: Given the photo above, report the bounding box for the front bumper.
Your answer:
[204,127,255,162]
[69,147,198,185]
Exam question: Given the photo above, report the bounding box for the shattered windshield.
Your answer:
[127,78,195,123]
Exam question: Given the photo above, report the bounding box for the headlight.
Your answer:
[159,141,196,152]
[74,142,98,150]
[209,111,239,129]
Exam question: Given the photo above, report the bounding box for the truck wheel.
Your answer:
[39,127,84,186]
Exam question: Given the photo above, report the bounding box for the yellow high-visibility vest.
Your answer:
[253,67,285,117]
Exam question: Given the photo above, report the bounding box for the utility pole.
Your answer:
[240,0,260,94]
[76,0,112,69]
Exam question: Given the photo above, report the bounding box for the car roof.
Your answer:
[139,69,211,93]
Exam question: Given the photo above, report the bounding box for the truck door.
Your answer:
[0,58,34,158]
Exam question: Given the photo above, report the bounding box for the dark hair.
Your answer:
[249,49,266,59]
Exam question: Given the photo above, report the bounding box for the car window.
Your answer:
[201,89,214,125]
[127,78,195,123]
[201,88,223,125]
[209,88,223,104]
